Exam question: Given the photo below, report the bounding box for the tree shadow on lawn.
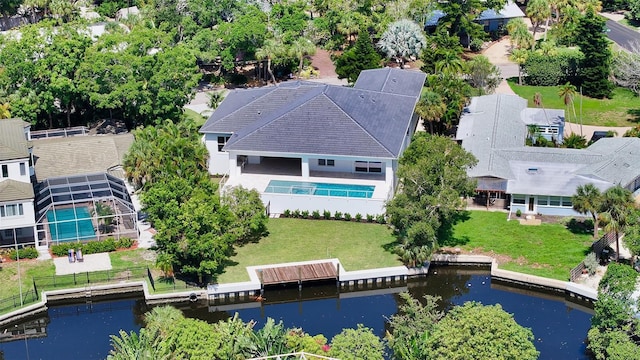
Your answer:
[438,211,471,247]
[627,108,640,124]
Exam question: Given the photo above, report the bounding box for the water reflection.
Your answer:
[0,266,593,360]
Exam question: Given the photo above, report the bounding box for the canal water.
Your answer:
[0,266,593,359]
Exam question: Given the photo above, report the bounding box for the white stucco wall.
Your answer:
[0,199,36,229]
[0,159,31,183]
[262,193,386,216]
[203,133,231,175]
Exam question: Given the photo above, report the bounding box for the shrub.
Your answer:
[51,243,79,257]
[301,210,310,219]
[323,210,331,219]
[355,213,362,222]
[376,214,386,224]
[283,209,291,218]
[293,209,301,218]
[366,214,374,223]
[312,210,321,219]
[470,38,484,52]
[522,49,583,86]
[515,209,522,217]
[115,237,134,249]
[82,239,116,254]
[584,252,598,275]
[334,211,343,220]
[9,247,39,260]
[343,213,352,221]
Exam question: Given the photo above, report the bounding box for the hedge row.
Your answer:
[282,209,386,224]
[8,247,39,260]
[51,238,135,257]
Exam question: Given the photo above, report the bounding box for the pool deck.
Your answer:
[54,253,112,275]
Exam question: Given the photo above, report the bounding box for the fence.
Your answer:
[30,126,89,139]
[0,290,39,315]
[33,266,149,291]
[569,232,616,282]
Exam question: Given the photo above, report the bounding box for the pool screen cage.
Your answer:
[34,173,138,247]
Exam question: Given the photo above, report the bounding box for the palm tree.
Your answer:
[256,38,283,85]
[563,133,587,149]
[0,103,10,119]
[92,202,114,234]
[506,18,534,50]
[572,184,603,238]
[601,186,635,262]
[527,0,551,44]
[337,13,359,45]
[558,82,577,124]
[207,91,224,110]
[415,91,446,134]
[510,49,528,86]
[144,305,184,339]
[434,51,465,76]
[289,37,316,77]
[107,328,170,360]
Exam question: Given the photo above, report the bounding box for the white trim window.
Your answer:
[1,164,7,178]
[355,161,382,173]
[217,136,230,152]
[512,195,525,205]
[317,159,335,167]
[0,203,24,217]
[536,195,572,208]
[20,162,26,176]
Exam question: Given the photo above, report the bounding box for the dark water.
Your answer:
[0,266,593,360]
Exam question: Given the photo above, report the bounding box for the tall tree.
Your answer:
[601,186,636,262]
[506,18,534,50]
[289,37,316,77]
[334,29,382,84]
[526,0,551,44]
[510,48,529,86]
[437,0,506,48]
[572,184,603,238]
[256,38,285,85]
[377,19,427,66]
[575,7,614,98]
[558,82,577,124]
[386,134,477,266]
[465,55,501,95]
[415,90,447,134]
[424,302,539,360]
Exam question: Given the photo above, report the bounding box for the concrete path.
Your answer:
[54,253,112,275]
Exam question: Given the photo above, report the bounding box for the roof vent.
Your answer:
[526,167,539,174]
[359,94,365,99]
[392,78,397,82]
[371,98,376,103]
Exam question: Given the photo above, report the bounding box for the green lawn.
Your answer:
[184,108,207,127]
[507,80,640,127]
[216,218,400,283]
[446,211,593,280]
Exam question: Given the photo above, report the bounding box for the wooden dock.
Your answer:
[259,262,337,285]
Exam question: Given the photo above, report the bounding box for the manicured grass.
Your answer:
[216,218,400,283]
[508,80,640,127]
[110,248,156,269]
[446,211,593,280]
[0,260,55,299]
[184,108,207,127]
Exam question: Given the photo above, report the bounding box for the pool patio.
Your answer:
[54,253,112,275]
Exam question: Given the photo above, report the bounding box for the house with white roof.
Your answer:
[200,68,427,216]
[456,94,640,217]
[425,0,525,33]
[0,119,36,248]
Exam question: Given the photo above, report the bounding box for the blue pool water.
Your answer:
[265,180,375,198]
[46,207,96,242]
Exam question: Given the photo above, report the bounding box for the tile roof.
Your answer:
[0,179,34,202]
[0,118,31,161]
[201,69,426,158]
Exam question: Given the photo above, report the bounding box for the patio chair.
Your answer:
[76,249,84,262]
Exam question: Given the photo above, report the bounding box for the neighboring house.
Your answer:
[200,68,427,215]
[456,94,640,217]
[521,107,565,143]
[0,119,36,248]
[425,1,525,33]
[0,120,137,250]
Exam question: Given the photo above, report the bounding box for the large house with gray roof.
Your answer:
[0,119,37,248]
[200,68,427,215]
[457,94,640,217]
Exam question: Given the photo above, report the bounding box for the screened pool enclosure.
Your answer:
[34,173,138,247]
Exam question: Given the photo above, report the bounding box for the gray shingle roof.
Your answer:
[0,179,34,202]
[0,118,31,161]
[201,69,426,158]
[520,108,564,127]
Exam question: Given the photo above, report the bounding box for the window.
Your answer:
[0,203,24,217]
[317,159,335,167]
[20,162,26,176]
[512,195,525,205]
[217,136,230,152]
[549,196,561,206]
[355,161,382,173]
[1,164,7,178]
[562,197,572,207]
[537,196,548,206]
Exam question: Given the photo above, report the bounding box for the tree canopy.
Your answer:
[386,133,477,266]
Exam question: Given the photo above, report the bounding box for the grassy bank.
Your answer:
[216,218,399,283]
[446,211,593,280]
[508,81,640,127]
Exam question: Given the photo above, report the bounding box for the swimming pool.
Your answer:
[46,207,96,242]
[264,180,375,198]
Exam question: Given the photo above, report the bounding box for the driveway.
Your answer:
[482,37,518,95]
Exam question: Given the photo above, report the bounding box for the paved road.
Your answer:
[607,19,640,51]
